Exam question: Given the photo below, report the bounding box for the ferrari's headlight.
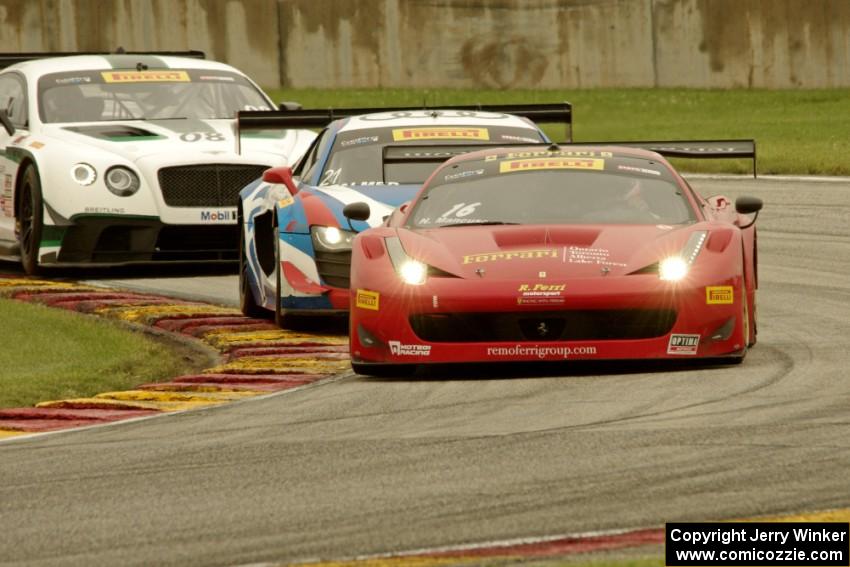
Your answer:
[104,166,140,197]
[658,230,708,282]
[399,260,427,285]
[70,163,96,186]
[385,236,427,285]
[311,226,355,251]
[659,257,689,281]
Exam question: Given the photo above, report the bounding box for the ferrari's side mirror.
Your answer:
[262,166,299,195]
[735,196,763,215]
[278,101,302,111]
[343,202,371,222]
[0,109,15,136]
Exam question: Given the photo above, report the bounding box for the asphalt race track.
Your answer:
[1,177,849,566]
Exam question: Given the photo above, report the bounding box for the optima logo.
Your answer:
[200,210,235,222]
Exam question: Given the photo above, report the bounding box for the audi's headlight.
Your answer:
[70,163,96,186]
[311,226,355,251]
[658,230,708,282]
[104,166,140,197]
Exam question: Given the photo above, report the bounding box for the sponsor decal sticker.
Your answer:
[500,133,543,143]
[706,285,734,304]
[101,70,191,83]
[1,174,12,217]
[517,282,566,305]
[389,341,431,357]
[668,334,700,355]
[55,76,92,85]
[617,164,661,176]
[28,141,44,149]
[567,246,626,267]
[200,210,235,222]
[391,127,489,142]
[485,150,612,161]
[198,75,235,82]
[277,194,294,208]
[444,168,484,181]
[340,135,379,147]
[486,344,597,359]
[462,248,558,265]
[499,157,604,173]
[83,206,126,214]
[356,289,380,311]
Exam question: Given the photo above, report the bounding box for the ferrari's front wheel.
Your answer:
[351,362,417,378]
[238,214,265,319]
[18,165,44,276]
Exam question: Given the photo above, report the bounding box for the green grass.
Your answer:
[0,299,198,408]
[266,87,850,175]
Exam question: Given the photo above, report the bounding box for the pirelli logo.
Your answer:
[101,70,191,83]
[499,158,605,173]
[706,285,734,304]
[391,127,489,141]
[356,289,380,311]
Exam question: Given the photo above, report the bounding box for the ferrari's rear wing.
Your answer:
[579,139,757,178]
[0,50,206,70]
[236,102,573,154]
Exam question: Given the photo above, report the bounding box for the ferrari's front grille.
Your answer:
[409,309,677,343]
[315,250,351,288]
[158,164,269,207]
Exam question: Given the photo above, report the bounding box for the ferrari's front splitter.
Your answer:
[349,276,747,365]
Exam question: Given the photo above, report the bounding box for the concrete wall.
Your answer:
[2,0,849,89]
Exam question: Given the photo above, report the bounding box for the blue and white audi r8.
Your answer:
[236,104,572,327]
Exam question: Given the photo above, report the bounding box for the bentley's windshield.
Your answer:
[38,69,272,123]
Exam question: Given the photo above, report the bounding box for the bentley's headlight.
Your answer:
[104,166,140,197]
[311,226,355,251]
[70,163,96,186]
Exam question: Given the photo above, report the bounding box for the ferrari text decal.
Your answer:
[668,334,700,355]
[356,289,380,311]
[389,341,431,357]
[101,70,191,83]
[706,285,734,304]
[499,158,604,173]
[391,127,489,142]
[462,248,558,265]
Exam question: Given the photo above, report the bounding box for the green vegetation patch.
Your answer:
[0,299,201,408]
[267,87,850,175]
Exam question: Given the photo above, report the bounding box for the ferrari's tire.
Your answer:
[19,165,44,276]
[351,362,417,378]
[238,216,266,319]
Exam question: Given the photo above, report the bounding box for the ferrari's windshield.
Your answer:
[38,69,272,123]
[318,124,546,186]
[407,151,696,227]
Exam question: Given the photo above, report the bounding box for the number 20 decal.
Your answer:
[179,132,226,142]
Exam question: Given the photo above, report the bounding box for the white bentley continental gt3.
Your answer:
[0,51,315,273]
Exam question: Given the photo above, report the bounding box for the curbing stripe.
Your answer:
[1,277,351,438]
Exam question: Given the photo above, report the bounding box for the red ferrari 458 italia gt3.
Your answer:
[344,143,762,376]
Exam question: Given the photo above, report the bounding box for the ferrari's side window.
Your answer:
[0,74,26,127]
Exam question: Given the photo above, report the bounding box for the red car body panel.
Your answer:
[348,146,759,367]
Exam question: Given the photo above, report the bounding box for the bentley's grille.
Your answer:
[410,309,677,343]
[158,164,269,207]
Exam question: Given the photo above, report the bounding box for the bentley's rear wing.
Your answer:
[580,139,757,178]
[0,50,206,70]
[236,102,573,154]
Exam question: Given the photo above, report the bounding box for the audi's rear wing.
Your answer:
[580,139,757,178]
[236,102,572,154]
[0,50,206,70]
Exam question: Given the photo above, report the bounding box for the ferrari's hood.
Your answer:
[399,223,701,279]
[40,119,314,164]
